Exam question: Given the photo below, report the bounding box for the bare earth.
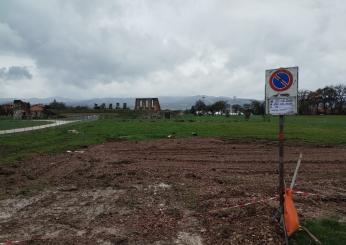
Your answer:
[0,137,345,244]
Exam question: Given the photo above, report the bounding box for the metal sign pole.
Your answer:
[279,115,288,244]
[279,115,284,212]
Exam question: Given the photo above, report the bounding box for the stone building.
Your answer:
[0,100,48,119]
[135,98,161,112]
[1,103,14,115]
[30,104,45,118]
[13,100,31,119]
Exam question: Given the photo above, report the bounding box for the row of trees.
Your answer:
[190,100,228,114]
[298,85,346,114]
[47,100,125,110]
[47,100,88,110]
[93,103,126,110]
[190,100,265,115]
[94,103,111,110]
[190,85,346,116]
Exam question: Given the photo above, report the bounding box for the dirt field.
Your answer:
[0,137,346,244]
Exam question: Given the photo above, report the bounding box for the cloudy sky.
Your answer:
[0,0,345,100]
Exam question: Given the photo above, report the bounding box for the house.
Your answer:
[13,100,31,119]
[1,103,15,115]
[0,100,48,119]
[135,98,161,112]
[30,104,45,118]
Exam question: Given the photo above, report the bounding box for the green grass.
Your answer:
[0,115,345,163]
[0,119,52,130]
[291,218,346,245]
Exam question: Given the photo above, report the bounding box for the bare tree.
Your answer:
[298,90,312,114]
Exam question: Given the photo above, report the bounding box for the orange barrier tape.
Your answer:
[1,241,23,245]
[209,189,319,214]
[226,196,278,209]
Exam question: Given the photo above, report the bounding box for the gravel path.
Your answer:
[0,120,79,135]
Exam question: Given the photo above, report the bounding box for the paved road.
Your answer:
[0,120,79,135]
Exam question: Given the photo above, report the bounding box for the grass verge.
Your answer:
[291,218,346,245]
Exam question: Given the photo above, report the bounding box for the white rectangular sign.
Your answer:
[269,97,296,115]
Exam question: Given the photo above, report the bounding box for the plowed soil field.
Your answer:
[1,137,345,244]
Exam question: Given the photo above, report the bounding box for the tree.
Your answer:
[75,106,88,110]
[100,103,106,109]
[241,103,251,120]
[194,100,207,112]
[109,103,113,109]
[231,104,242,113]
[296,85,346,115]
[48,99,66,110]
[94,103,99,109]
[244,109,251,120]
[317,86,337,114]
[190,106,196,114]
[307,91,321,114]
[210,100,227,113]
[250,100,265,115]
[334,84,346,114]
[298,90,312,115]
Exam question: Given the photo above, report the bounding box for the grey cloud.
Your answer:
[0,0,345,99]
[0,66,32,80]
[0,22,24,54]
[0,0,194,86]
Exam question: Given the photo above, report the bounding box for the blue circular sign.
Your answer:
[269,69,293,92]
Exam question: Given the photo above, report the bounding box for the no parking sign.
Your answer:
[265,67,298,115]
[265,67,299,242]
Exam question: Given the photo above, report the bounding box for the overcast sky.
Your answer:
[0,0,345,100]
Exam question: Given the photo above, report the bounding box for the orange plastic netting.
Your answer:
[284,188,300,236]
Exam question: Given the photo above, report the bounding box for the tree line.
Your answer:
[47,100,127,111]
[298,84,346,114]
[190,99,265,115]
[190,84,346,116]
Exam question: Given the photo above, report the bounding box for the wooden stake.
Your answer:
[290,153,303,189]
[300,226,322,244]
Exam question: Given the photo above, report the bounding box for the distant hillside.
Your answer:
[0,96,255,110]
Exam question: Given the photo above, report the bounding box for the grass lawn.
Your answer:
[0,114,345,163]
[0,119,53,130]
[291,218,346,245]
